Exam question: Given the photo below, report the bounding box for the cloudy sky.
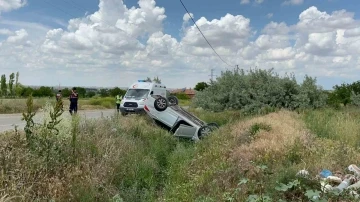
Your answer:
[0,0,360,89]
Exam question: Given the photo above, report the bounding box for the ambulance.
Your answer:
[119,80,177,116]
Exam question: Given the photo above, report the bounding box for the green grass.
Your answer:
[302,106,360,147]
[1,97,360,201]
[178,98,191,106]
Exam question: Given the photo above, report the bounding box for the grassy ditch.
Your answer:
[0,95,245,201]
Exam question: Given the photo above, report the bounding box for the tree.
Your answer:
[21,86,34,97]
[1,74,7,96]
[327,80,360,106]
[15,72,21,97]
[145,77,152,82]
[99,89,109,97]
[153,76,161,84]
[15,72,19,88]
[61,88,71,98]
[194,82,209,91]
[9,73,15,96]
[192,68,327,113]
[109,87,126,97]
[76,87,86,98]
[86,91,96,98]
[15,83,25,97]
[33,86,53,97]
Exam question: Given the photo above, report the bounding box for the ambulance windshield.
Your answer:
[124,89,150,99]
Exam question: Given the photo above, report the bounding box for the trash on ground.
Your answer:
[298,164,360,199]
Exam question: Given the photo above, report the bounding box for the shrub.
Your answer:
[327,81,360,107]
[350,91,360,106]
[88,97,114,108]
[173,92,190,100]
[192,68,327,113]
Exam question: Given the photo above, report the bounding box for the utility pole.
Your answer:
[209,69,217,83]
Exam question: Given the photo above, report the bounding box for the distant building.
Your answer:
[170,88,196,99]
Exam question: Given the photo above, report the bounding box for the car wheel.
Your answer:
[154,96,168,111]
[168,95,179,106]
[198,122,219,139]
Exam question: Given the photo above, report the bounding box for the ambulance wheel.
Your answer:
[198,123,219,139]
[168,96,179,105]
[154,97,168,111]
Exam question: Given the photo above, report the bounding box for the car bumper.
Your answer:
[120,107,145,114]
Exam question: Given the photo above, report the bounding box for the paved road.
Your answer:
[0,106,190,133]
[0,109,117,133]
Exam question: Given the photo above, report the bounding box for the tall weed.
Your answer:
[303,107,360,147]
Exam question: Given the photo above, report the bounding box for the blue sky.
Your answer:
[0,0,360,89]
[5,0,360,40]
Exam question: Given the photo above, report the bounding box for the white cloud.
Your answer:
[0,1,360,89]
[6,29,28,43]
[0,0,26,14]
[283,0,304,6]
[183,13,194,22]
[0,28,12,35]
[181,14,252,52]
[240,0,264,5]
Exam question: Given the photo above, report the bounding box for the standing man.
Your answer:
[69,87,79,115]
[115,93,122,113]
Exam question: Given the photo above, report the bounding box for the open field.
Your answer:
[0,97,191,114]
[1,99,360,201]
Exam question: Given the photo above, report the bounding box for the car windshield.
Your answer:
[124,89,150,99]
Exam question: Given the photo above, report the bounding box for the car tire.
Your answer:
[168,95,179,106]
[154,96,168,111]
[198,122,219,139]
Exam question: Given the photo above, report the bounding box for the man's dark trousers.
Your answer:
[69,101,78,115]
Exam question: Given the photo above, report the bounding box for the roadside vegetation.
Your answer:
[0,96,191,114]
[1,67,360,201]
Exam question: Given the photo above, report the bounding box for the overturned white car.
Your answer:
[143,94,219,140]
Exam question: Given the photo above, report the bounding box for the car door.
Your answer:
[156,107,179,127]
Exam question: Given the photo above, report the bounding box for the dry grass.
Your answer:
[229,110,306,173]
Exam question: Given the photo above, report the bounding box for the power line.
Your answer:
[179,0,234,68]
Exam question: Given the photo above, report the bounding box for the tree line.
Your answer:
[1,72,20,97]
[0,72,128,98]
